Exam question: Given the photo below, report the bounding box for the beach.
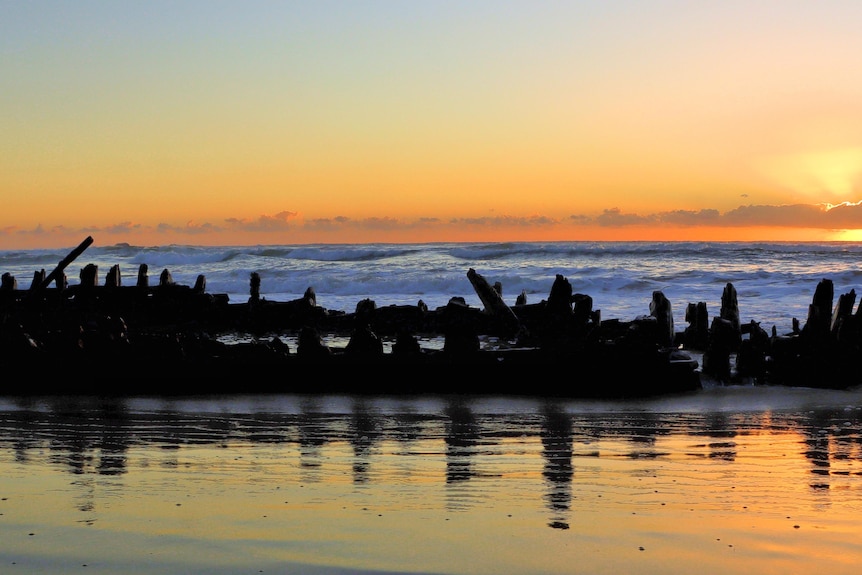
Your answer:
[1,390,861,574]
[7,0,862,568]
[2,241,862,572]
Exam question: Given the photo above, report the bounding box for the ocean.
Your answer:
[3,240,862,335]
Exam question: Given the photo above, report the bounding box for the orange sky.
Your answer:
[3,1,862,249]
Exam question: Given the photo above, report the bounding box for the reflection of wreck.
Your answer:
[1,237,859,397]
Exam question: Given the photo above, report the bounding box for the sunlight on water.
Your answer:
[1,392,861,574]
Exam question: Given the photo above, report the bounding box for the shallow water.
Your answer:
[1,387,861,574]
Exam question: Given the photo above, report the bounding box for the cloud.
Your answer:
[823,201,862,228]
[296,214,560,236]
[657,209,722,226]
[594,208,657,227]
[224,211,298,232]
[351,217,403,231]
[567,203,862,230]
[720,204,827,227]
[568,214,592,226]
[302,216,357,231]
[449,215,559,228]
[11,224,77,237]
[14,200,862,249]
[102,221,143,235]
[156,221,222,235]
[303,216,436,231]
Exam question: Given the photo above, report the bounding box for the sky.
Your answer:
[4,0,862,249]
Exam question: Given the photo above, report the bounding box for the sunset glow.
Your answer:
[3,1,862,249]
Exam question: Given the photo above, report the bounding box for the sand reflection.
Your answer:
[1,392,862,574]
[540,403,573,530]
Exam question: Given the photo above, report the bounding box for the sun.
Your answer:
[758,147,862,202]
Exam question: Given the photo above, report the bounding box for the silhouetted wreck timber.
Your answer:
[3,238,862,397]
[0,266,698,398]
[689,277,862,390]
[758,279,862,389]
[0,326,701,398]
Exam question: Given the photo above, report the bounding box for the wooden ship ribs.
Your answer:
[1,236,860,397]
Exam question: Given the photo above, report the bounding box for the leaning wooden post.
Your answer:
[467,267,521,338]
[37,236,94,291]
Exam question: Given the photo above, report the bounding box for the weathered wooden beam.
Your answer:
[466,267,521,337]
[37,236,94,291]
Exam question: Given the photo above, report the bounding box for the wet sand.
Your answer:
[1,389,861,574]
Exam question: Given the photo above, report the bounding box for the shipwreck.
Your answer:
[1,237,860,398]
